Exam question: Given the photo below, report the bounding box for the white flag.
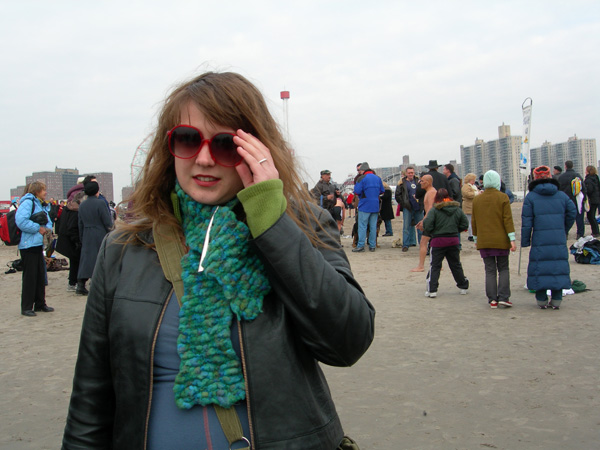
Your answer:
[519,98,532,175]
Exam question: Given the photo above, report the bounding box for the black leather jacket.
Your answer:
[62,206,375,450]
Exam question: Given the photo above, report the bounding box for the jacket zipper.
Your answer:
[143,288,172,450]
[238,320,255,448]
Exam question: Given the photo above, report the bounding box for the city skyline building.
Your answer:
[460,124,526,192]
[530,135,597,175]
[10,167,114,202]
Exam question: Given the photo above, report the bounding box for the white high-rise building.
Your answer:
[460,124,526,192]
[531,135,597,174]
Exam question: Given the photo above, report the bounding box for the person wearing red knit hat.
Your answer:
[522,165,576,310]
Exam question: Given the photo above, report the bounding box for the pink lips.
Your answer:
[193,175,220,187]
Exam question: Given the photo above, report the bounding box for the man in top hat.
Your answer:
[311,169,336,214]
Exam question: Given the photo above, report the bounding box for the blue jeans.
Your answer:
[384,219,393,235]
[402,208,423,247]
[357,210,378,249]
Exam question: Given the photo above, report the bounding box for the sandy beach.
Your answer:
[1,202,598,449]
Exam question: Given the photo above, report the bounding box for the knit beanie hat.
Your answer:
[483,170,501,190]
[533,165,551,180]
[84,181,99,196]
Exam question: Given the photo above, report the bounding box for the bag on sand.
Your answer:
[45,257,69,272]
[5,259,23,274]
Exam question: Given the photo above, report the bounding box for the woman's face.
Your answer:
[174,103,244,205]
[38,188,47,200]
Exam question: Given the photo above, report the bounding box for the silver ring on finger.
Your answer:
[258,158,268,164]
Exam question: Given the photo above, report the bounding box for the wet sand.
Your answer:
[1,203,598,449]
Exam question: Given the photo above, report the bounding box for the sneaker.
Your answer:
[425,291,437,298]
[402,246,409,252]
[490,301,498,309]
[551,305,560,310]
[352,247,365,253]
[369,247,376,252]
[467,236,474,242]
[459,289,468,295]
[67,284,77,292]
[539,305,548,309]
[498,300,513,307]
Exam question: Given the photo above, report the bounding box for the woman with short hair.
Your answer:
[15,181,54,316]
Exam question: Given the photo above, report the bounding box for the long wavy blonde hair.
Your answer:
[119,72,323,245]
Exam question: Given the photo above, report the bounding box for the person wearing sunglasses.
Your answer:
[62,72,374,450]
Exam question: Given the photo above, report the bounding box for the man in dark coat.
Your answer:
[558,160,587,239]
[77,181,112,295]
[522,166,576,310]
[425,160,451,192]
[443,163,462,204]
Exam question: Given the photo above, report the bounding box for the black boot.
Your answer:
[76,280,89,296]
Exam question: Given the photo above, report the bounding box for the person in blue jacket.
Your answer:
[521,166,576,310]
[15,181,55,316]
[353,162,385,252]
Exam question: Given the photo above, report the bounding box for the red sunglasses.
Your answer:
[167,125,242,167]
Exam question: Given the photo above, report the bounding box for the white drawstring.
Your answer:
[198,206,219,272]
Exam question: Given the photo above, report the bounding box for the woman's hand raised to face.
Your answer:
[234,130,280,188]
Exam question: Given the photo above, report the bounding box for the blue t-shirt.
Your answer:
[147,293,251,450]
[405,179,421,211]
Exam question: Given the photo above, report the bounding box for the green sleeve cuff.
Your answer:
[237,179,287,237]
[508,232,516,241]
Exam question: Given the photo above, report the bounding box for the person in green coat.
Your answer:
[423,188,470,298]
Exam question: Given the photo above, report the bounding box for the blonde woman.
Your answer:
[461,173,479,241]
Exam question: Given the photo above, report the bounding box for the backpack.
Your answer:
[571,177,582,196]
[0,201,35,246]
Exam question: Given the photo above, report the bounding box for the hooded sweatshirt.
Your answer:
[423,200,469,247]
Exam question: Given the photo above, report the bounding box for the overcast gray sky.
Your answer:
[1,0,598,201]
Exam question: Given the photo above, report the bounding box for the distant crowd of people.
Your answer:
[311,159,599,311]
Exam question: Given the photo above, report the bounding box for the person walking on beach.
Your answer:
[15,181,55,316]
[422,188,469,298]
[472,170,516,309]
[461,173,479,241]
[353,162,384,253]
[521,166,576,310]
[62,71,375,450]
[396,166,422,251]
[411,174,436,272]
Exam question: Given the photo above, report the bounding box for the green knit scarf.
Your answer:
[173,184,270,409]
